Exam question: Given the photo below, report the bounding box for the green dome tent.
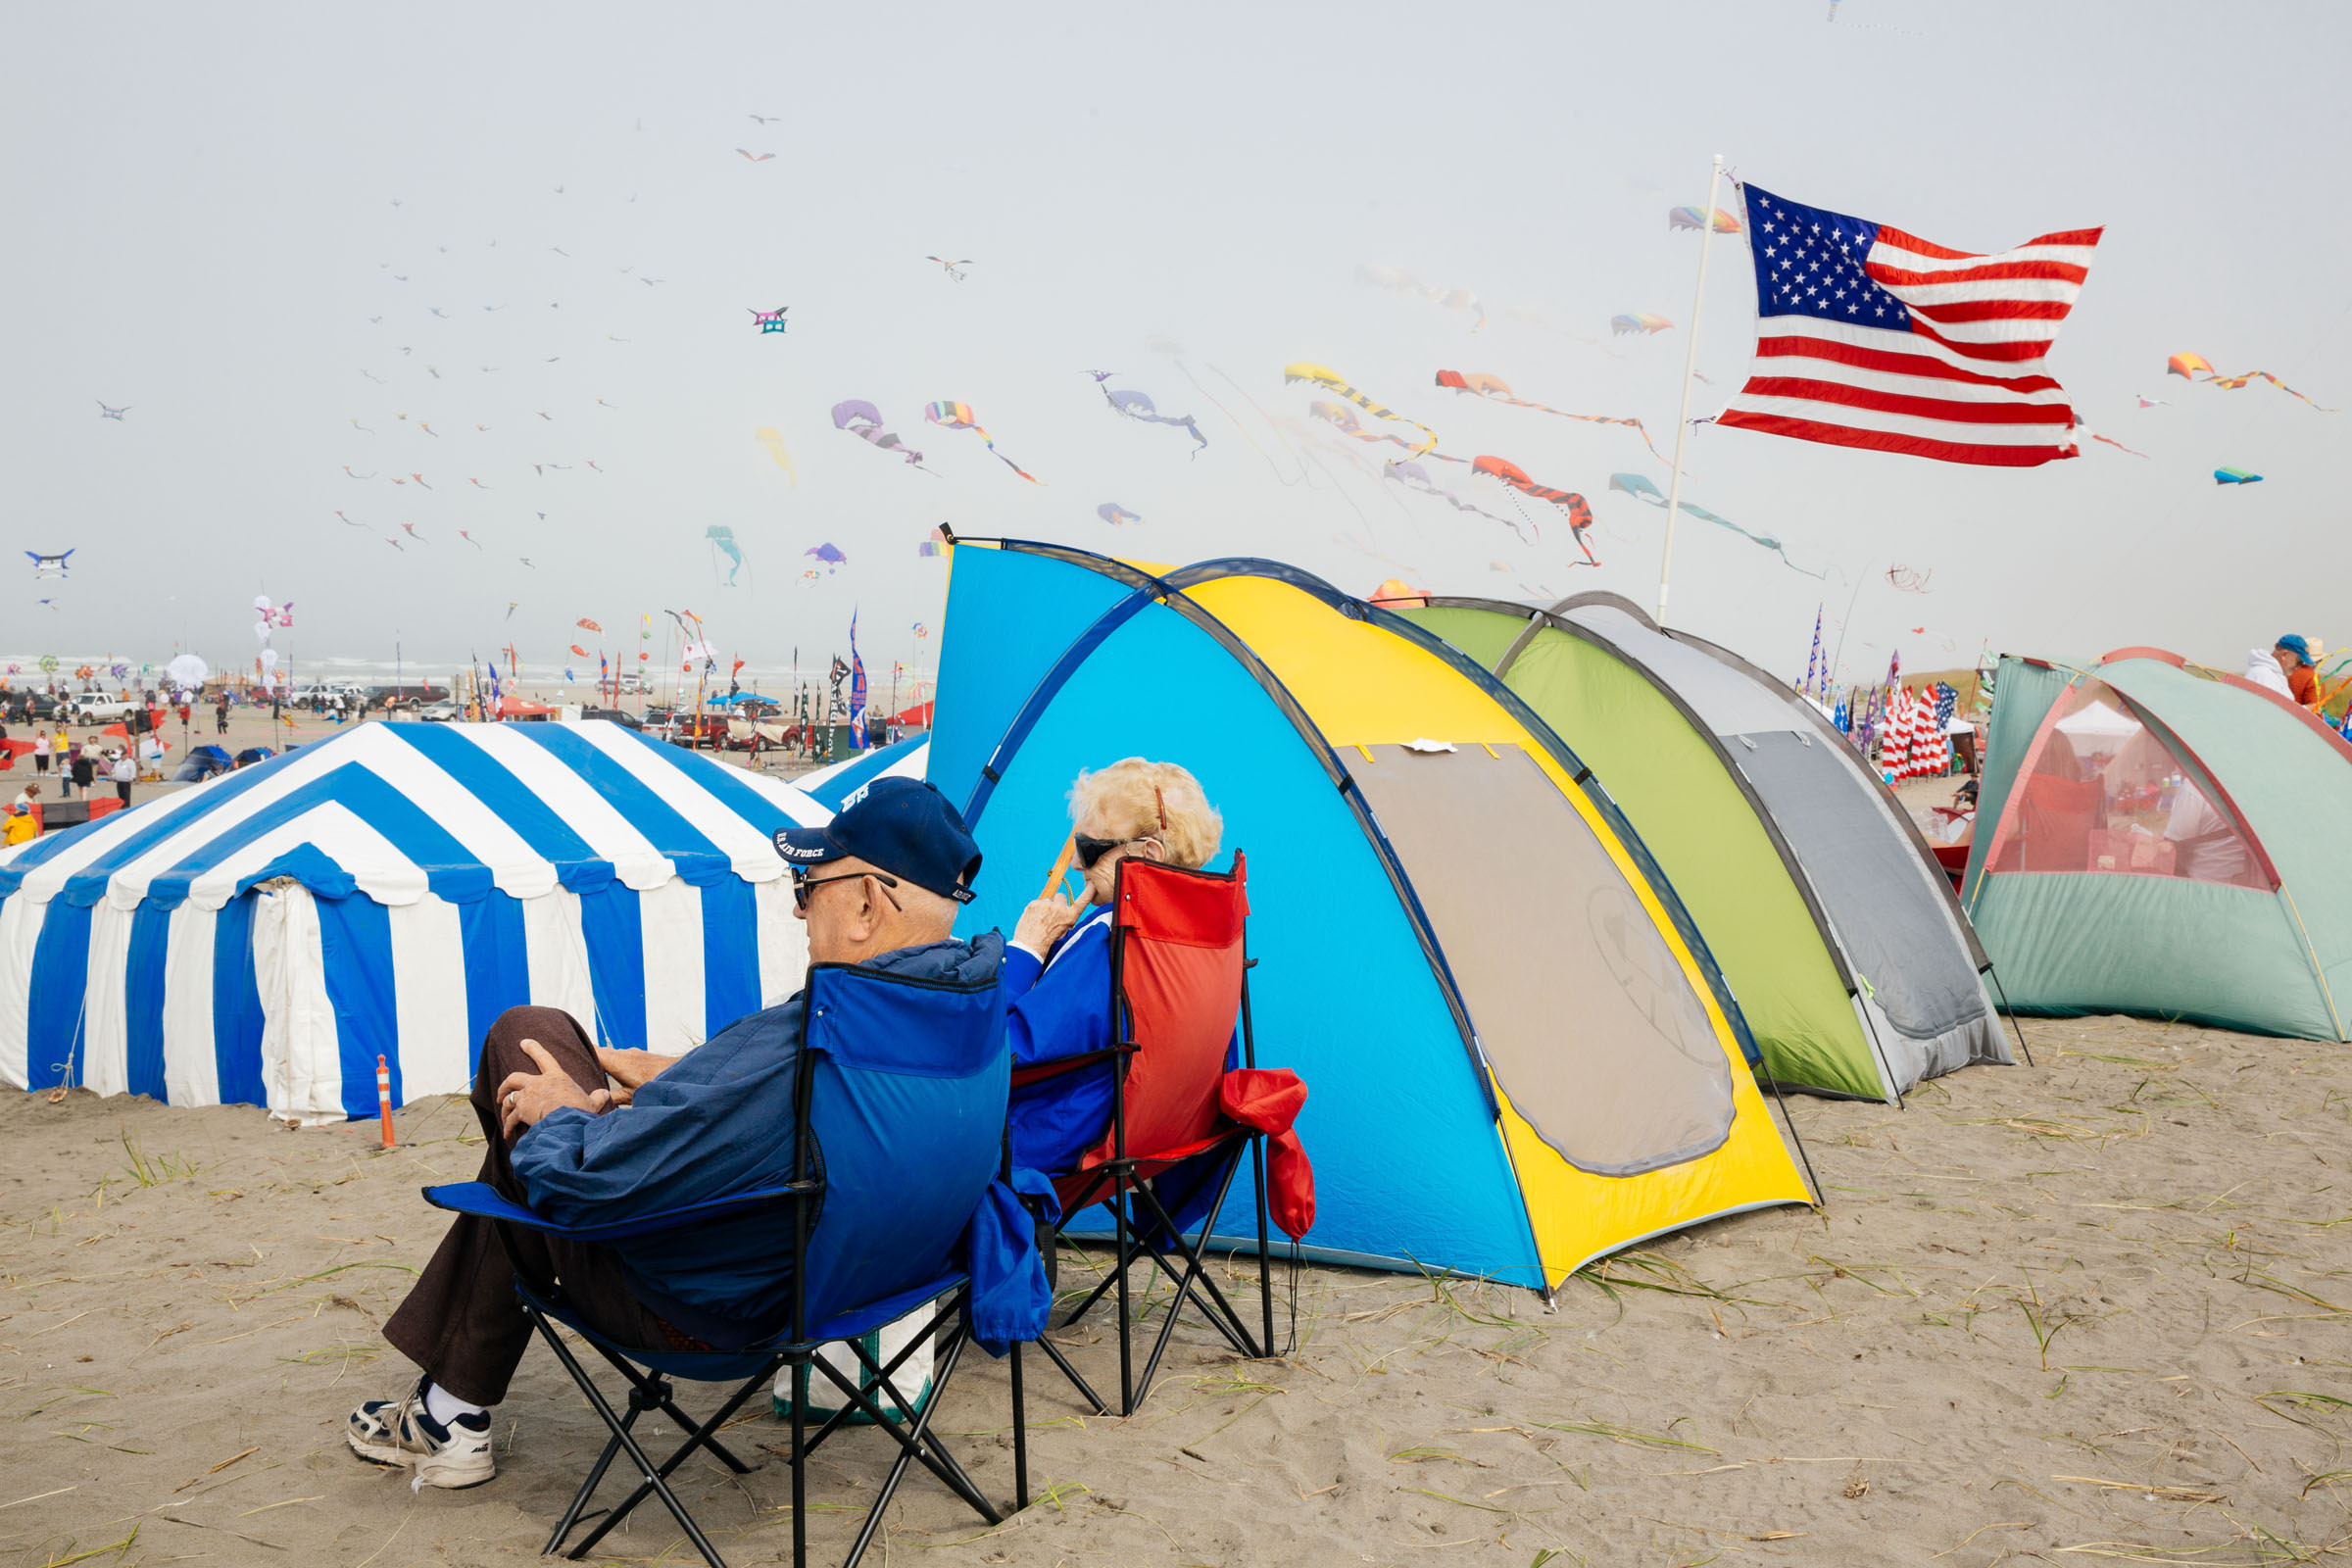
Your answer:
[1403,593,2014,1102]
[1963,649,2352,1039]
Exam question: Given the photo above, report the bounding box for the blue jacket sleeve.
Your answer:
[1005,922,1112,1067]
[513,1001,803,1227]
[1001,943,1043,1004]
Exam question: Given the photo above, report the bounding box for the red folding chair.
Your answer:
[1012,852,1312,1416]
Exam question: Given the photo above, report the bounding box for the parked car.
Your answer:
[365,683,450,712]
[417,702,461,722]
[6,692,63,722]
[65,692,136,724]
[578,708,642,729]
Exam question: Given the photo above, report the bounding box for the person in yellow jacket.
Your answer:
[4,803,37,847]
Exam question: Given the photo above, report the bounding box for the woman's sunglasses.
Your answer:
[1073,834,1155,869]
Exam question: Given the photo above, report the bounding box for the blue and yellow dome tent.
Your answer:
[928,539,1813,1296]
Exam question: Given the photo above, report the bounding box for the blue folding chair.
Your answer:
[423,960,1020,1568]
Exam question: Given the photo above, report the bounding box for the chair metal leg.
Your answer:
[566,1365,776,1559]
[791,1356,808,1568]
[1132,1173,1266,1361]
[1113,1194,1134,1415]
[839,1328,993,1568]
[1009,1340,1029,1512]
[1032,1333,1108,1415]
[824,1334,997,1521]
[527,1313,731,1568]
[1251,1133,1275,1358]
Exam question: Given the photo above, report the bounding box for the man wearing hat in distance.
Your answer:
[2274,635,2323,709]
[347,777,1001,1491]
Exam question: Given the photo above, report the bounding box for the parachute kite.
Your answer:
[1281,363,1437,461]
[25,551,72,579]
[1101,385,1207,453]
[1096,503,1144,527]
[831,400,927,469]
[1385,462,1528,542]
[923,401,1044,483]
[750,306,789,334]
[1669,205,1742,234]
[1606,471,1826,578]
[753,426,797,483]
[1353,265,1486,332]
[805,542,848,570]
[707,525,746,586]
[917,525,950,558]
[1434,370,1667,461]
[1609,314,1674,336]
[2214,467,2264,485]
[2170,354,2334,411]
[1474,457,1598,566]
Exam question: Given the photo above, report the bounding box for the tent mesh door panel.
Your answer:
[1731,733,1989,1042]
[1982,680,2272,892]
[1347,743,1733,1178]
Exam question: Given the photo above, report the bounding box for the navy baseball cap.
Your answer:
[773,776,981,904]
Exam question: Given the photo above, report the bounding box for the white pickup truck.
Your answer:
[65,692,137,724]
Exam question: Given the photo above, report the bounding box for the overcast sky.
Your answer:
[4,0,2344,691]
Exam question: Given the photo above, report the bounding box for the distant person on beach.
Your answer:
[215,697,229,735]
[1004,759,1224,1176]
[12,781,39,813]
[345,780,994,1491]
[33,729,53,777]
[2273,635,2322,707]
[69,743,96,801]
[110,750,133,807]
[3,804,34,847]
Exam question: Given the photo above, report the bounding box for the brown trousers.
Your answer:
[382,1005,679,1406]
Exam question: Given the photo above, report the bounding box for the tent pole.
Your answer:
[1655,153,1725,627]
[1984,964,2034,1066]
[1761,1065,1823,1209]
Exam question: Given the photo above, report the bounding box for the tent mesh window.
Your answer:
[1346,743,1734,1177]
[1984,680,2271,891]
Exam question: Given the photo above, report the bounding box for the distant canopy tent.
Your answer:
[926,540,1811,1294]
[0,721,826,1122]
[795,734,931,813]
[1963,651,2352,1040]
[1400,594,2010,1102]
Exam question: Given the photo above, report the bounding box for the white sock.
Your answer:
[422,1378,487,1427]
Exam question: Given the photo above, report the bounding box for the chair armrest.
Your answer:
[1009,1044,1133,1090]
[421,1180,813,1244]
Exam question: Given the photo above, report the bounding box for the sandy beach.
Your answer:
[5,1010,2349,1567]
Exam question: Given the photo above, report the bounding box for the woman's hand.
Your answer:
[1013,892,1082,956]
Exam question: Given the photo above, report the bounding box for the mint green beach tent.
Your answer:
[1963,649,2352,1040]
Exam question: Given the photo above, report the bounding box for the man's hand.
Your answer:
[593,1047,679,1105]
[1013,892,1082,956]
[497,1039,612,1140]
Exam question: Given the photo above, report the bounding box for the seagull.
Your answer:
[639,276,663,286]
[748,113,782,124]
[390,199,403,207]
[392,273,408,282]
[736,149,774,162]
[551,247,569,257]
[553,185,564,195]
[96,400,129,419]
[518,557,536,568]
[368,315,382,324]
[927,256,973,281]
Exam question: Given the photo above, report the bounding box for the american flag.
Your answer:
[1717,184,2101,466]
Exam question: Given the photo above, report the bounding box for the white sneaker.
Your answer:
[347,1382,495,1490]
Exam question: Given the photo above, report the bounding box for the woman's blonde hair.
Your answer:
[1069,759,1221,869]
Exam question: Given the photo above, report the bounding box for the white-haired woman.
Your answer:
[1004,758,1224,1175]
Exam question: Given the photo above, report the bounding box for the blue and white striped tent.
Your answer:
[0,720,827,1123]
[796,735,931,812]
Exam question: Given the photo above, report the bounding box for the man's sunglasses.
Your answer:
[791,867,902,911]
[1073,834,1155,869]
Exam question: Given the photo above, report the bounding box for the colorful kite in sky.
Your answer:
[1668,205,1742,234]
[832,400,927,468]
[924,401,1044,483]
[754,426,797,483]
[1433,369,1667,461]
[1096,503,1144,526]
[1366,578,1433,607]
[1384,462,1529,542]
[750,306,789,334]
[95,401,128,420]
[1609,314,1674,336]
[805,542,849,570]
[1607,472,1826,578]
[1308,400,1431,454]
[707,526,745,585]
[576,617,603,633]
[1475,458,1597,565]
[1283,363,1437,460]
[917,525,950,558]
[2169,353,2334,410]
[25,551,72,578]
[2214,467,2265,484]
[927,256,972,281]
[1101,385,1207,453]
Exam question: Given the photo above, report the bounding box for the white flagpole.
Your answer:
[1657,153,1725,625]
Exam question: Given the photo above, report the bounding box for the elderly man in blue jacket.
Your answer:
[347,778,999,1491]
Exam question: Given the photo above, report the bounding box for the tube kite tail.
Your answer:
[2087,432,2150,459]
[1384,461,1533,544]
[1608,471,1825,579]
[1472,456,1597,566]
[1433,370,1670,463]
[753,426,798,483]
[829,400,930,469]
[922,400,1044,483]
[2204,370,2337,412]
[1101,387,1208,453]
[1282,362,1438,462]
